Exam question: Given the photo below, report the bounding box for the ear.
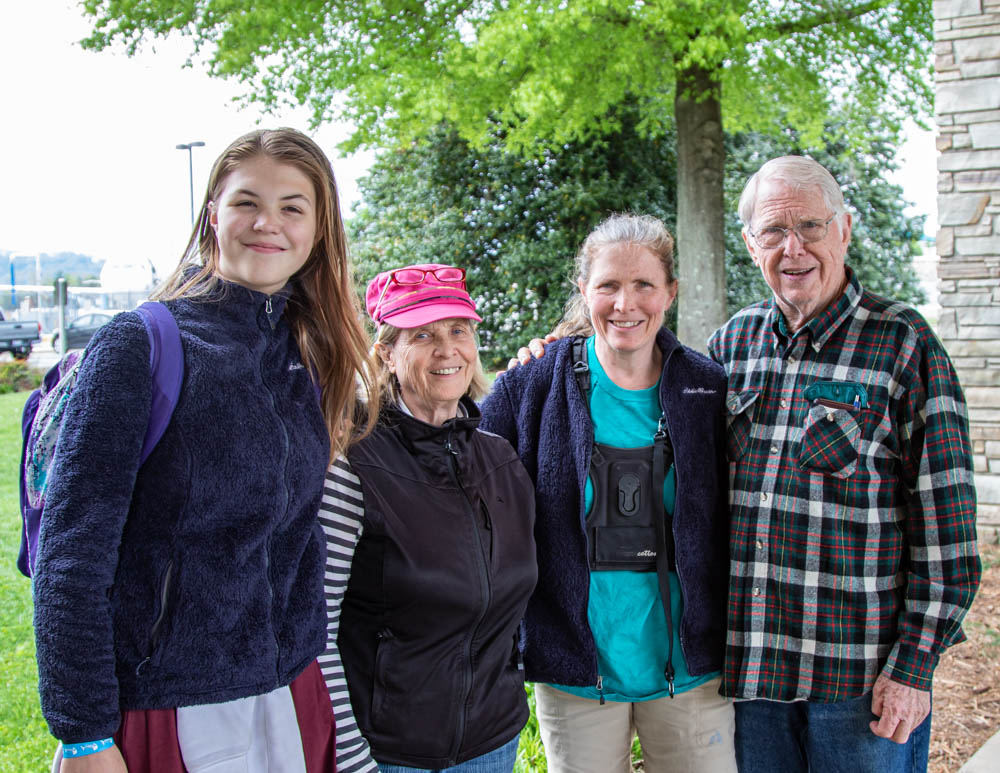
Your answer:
[838,212,853,248]
[664,279,679,312]
[208,202,219,231]
[577,277,588,302]
[742,229,761,267]
[374,342,395,373]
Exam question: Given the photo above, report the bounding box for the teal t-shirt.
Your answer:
[553,336,718,702]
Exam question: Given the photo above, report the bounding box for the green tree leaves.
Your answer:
[79,1,930,153]
[350,118,924,364]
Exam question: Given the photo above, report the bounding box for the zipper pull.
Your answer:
[597,674,605,705]
[666,663,675,699]
[263,297,277,330]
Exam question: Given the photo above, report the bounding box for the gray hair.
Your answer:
[373,320,489,408]
[738,156,848,232]
[554,213,676,338]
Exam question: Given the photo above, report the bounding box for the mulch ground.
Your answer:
[929,540,1000,772]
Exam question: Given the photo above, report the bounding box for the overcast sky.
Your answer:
[2,1,937,281]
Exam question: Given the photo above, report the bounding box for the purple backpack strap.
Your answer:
[135,302,184,464]
[16,303,182,579]
[16,389,43,576]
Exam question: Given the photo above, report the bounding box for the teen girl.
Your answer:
[32,128,377,773]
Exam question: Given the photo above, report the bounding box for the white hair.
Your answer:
[738,156,849,234]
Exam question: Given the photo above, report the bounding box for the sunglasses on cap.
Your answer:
[372,266,467,321]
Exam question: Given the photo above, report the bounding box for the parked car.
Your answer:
[0,309,41,360]
[51,311,117,351]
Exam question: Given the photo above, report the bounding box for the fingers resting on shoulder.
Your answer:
[504,333,559,372]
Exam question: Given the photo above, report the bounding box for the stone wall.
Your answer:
[934,0,1000,536]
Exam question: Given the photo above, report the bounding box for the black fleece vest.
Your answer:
[339,401,538,768]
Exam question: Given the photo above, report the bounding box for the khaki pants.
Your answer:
[534,678,737,773]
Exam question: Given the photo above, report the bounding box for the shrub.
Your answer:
[0,361,42,394]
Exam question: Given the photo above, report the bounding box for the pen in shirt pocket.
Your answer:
[813,397,859,411]
[803,380,868,410]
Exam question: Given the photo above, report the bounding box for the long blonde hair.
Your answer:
[153,128,377,458]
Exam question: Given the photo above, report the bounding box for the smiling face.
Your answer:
[744,180,852,333]
[580,243,677,368]
[378,318,478,425]
[209,156,318,295]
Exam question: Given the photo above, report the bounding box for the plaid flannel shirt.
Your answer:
[708,270,981,702]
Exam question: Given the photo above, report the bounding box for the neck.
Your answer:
[593,337,662,390]
[778,271,849,335]
[400,395,461,426]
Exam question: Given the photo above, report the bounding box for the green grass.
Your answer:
[0,390,52,771]
[516,684,547,772]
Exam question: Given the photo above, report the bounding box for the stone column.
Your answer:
[934,0,1000,537]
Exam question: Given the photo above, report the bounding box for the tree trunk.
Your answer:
[674,63,727,352]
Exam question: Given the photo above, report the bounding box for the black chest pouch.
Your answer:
[587,443,675,571]
[572,336,679,695]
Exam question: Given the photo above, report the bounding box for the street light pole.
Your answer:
[175,141,206,224]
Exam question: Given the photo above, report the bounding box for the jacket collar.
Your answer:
[196,275,294,331]
[383,395,482,452]
[654,326,682,360]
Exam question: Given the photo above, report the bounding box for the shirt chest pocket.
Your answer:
[726,389,760,462]
[798,402,863,479]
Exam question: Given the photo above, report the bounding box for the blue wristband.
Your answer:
[62,738,114,758]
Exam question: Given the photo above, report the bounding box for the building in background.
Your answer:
[934,0,1000,536]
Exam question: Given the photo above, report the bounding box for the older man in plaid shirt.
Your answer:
[708,156,981,772]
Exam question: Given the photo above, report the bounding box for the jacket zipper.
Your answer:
[372,627,395,720]
[444,432,492,767]
[572,342,601,688]
[261,298,286,683]
[136,559,174,675]
[657,346,689,677]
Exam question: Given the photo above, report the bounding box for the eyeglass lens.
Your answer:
[755,218,832,248]
[393,267,465,284]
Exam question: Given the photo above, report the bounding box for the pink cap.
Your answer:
[365,263,483,328]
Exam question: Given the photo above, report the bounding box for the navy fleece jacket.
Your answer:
[479,328,729,686]
[32,281,329,743]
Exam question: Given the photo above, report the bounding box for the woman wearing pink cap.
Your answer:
[317,264,538,772]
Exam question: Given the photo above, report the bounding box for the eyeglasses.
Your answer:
[749,213,839,249]
[373,266,467,320]
[389,266,466,285]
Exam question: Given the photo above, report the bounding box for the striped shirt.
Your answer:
[708,270,981,702]
[317,458,378,773]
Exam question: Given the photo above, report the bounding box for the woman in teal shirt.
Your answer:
[481,214,735,772]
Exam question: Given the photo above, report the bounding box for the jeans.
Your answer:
[734,693,931,773]
[377,735,519,773]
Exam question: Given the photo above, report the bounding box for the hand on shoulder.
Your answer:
[499,334,560,376]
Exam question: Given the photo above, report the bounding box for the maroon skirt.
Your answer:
[112,660,336,772]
